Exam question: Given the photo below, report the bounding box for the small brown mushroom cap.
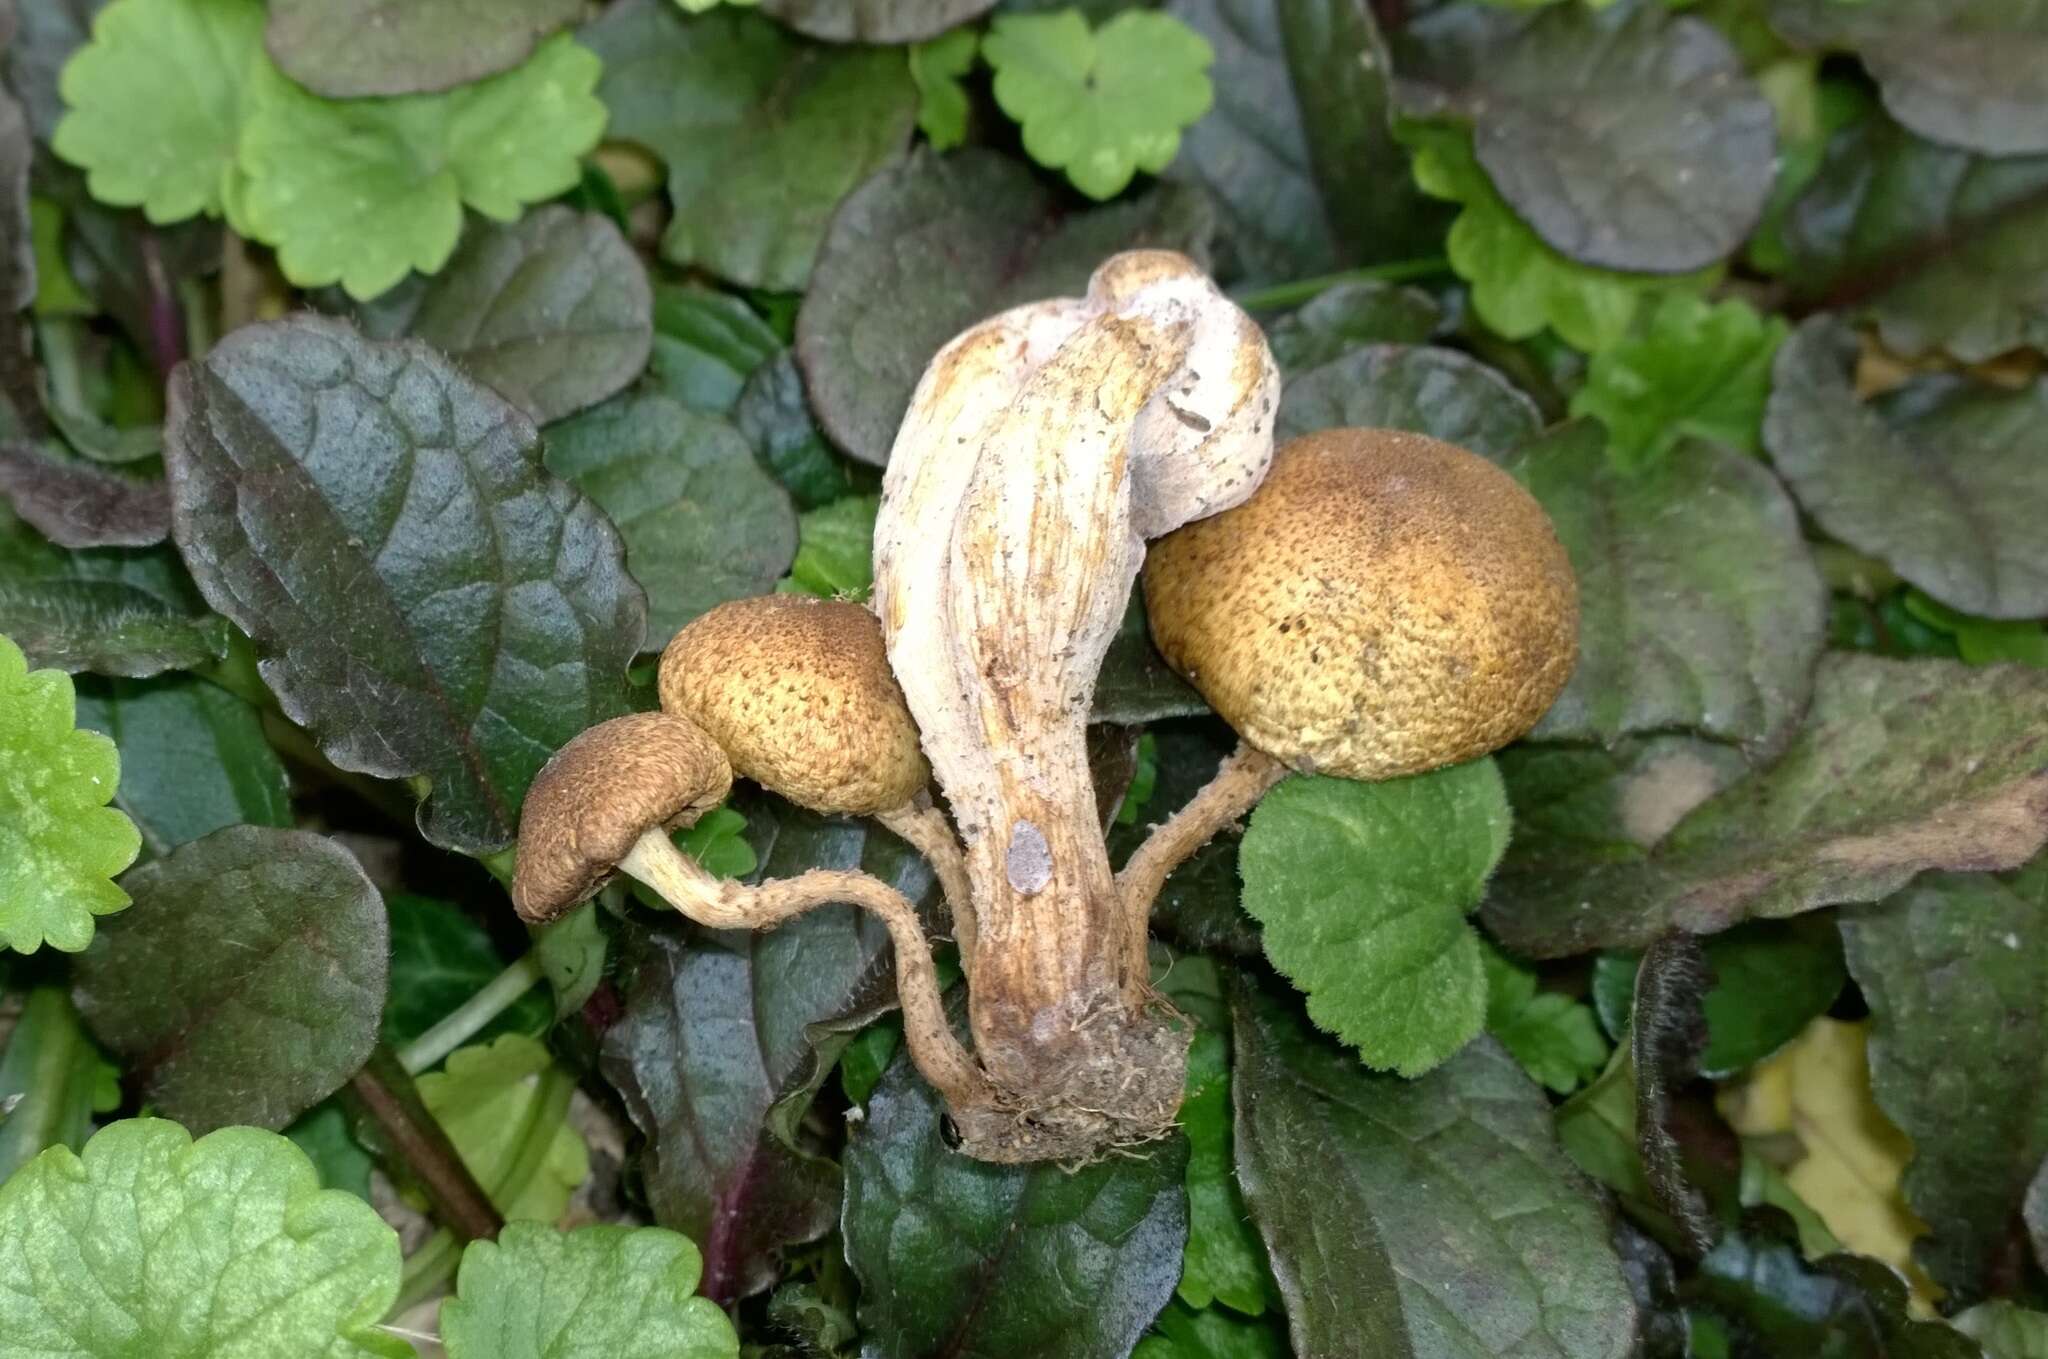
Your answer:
[658,594,930,816]
[1143,427,1578,780]
[512,711,733,922]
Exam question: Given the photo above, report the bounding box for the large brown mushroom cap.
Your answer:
[657,594,930,816]
[1143,427,1578,780]
[511,711,733,922]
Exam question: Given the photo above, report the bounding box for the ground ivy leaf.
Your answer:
[1765,316,2048,619]
[1486,655,2048,957]
[239,34,606,300]
[0,986,118,1182]
[383,894,551,1053]
[601,798,938,1302]
[1592,915,1846,1080]
[1783,112,2048,363]
[1240,761,1508,1076]
[648,285,783,415]
[1167,0,1440,285]
[350,208,652,425]
[73,672,292,855]
[1567,293,1789,471]
[757,0,996,43]
[1956,1301,2048,1357]
[546,392,796,649]
[0,505,227,677]
[442,1222,738,1359]
[51,0,263,225]
[0,1119,405,1358]
[264,0,584,98]
[679,804,759,881]
[1230,971,1637,1359]
[1264,281,1442,373]
[796,147,1213,464]
[779,492,877,601]
[1906,592,2048,668]
[842,1016,1189,1359]
[1405,122,1710,353]
[0,632,138,954]
[164,316,643,855]
[1514,422,1826,755]
[0,439,171,549]
[984,10,1212,200]
[1407,2,1774,273]
[586,0,917,292]
[1482,942,1610,1095]
[909,28,977,151]
[72,826,386,1130]
[1178,1027,1270,1315]
[1276,343,1540,458]
[418,1034,588,1225]
[1769,0,2048,156]
[1840,862,2048,1301]
[1135,1301,1289,1359]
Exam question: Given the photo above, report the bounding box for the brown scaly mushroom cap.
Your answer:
[511,711,733,922]
[1143,427,1578,779]
[658,594,929,816]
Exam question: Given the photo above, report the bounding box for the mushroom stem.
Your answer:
[1116,743,1289,947]
[876,795,977,970]
[616,828,991,1111]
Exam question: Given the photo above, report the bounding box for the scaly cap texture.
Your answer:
[1144,427,1578,779]
[658,594,929,816]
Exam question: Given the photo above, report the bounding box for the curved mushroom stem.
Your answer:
[876,793,977,970]
[1116,743,1289,963]
[616,828,992,1112]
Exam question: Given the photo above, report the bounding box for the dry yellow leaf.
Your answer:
[1717,1016,1942,1311]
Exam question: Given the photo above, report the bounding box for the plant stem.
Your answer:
[1231,258,1451,311]
[135,230,186,386]
[393,1229,462,1315]
[396,953,545,1076]
[348,1045,503,1246]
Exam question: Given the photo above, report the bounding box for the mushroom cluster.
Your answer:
[511,251,1579,1164]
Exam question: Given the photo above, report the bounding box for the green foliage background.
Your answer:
[3,0,2048,1354]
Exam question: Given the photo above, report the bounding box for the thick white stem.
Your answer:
[873,252,1279,1158]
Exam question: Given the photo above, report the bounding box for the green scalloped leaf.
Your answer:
[910,28,977,151]
[51,0,265,227]
[984,10,1213,200]
[238,34,607,299]
[0,632,139,954]
[1239,761,1510,1076]
[1568,293,1789,471]
[0,1119,406,1358]
[443,1223,738,1359]
[1405,122,1711,353]
[418,1035,588,1225]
